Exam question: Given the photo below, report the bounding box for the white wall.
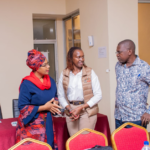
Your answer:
[56,20,66,77]
[107,0,139,131]
[0,0,66,118]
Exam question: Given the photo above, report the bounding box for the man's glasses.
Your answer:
[115,49,129,55]
[115,51,123,55]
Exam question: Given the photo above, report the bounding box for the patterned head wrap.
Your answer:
[26,49,46,71]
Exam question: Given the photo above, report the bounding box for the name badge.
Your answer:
[84,78,91,83]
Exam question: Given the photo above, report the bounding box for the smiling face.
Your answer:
[36,59,50,75]
[72,49,84,69]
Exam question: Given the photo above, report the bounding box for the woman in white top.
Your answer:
[58,47,102,136]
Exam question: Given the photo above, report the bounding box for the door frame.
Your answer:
[63,12,80,56]
[34,39,59,84]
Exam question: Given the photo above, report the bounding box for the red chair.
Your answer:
[111,122,149,150]
[8,138,52,150]
[66,128,108,150]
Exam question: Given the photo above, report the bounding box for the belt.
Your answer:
[70,101,84,105]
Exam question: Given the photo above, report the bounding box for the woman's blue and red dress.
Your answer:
[16,76,58,150]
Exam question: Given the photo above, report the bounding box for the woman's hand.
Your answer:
[70,106,83,117]
[54,100,59,105]
[44,98,61,114]
[69,114,80,121]
[65,105,79,121]
[70,104,89,121]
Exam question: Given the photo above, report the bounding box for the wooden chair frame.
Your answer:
[8,138,52,150]
[111,122,149,150]
[66,128,108,150]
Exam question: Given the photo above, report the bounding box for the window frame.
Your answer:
[63,12,80,57]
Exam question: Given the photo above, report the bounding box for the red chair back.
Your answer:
[66,128,108,150]
[14,142,50,150]
[8,138,52,150]
[111,123,149,150]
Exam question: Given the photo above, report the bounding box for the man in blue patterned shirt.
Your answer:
[115,39,150,129]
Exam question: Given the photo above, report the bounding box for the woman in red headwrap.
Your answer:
[16,49,60,150]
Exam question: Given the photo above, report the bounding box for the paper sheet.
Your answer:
[98,47,107,58]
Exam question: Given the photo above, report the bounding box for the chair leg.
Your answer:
[0,105,3,119]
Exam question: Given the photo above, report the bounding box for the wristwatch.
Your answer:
[64,107,72,116]
[66,107,72,113]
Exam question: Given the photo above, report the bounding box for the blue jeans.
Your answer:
[115,119,147,129]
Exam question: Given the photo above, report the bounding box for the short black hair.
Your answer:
[118,39,136,53]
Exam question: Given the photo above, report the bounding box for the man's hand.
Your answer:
[141,113,150,126]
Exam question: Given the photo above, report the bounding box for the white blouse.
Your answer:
[58,70,102,108]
